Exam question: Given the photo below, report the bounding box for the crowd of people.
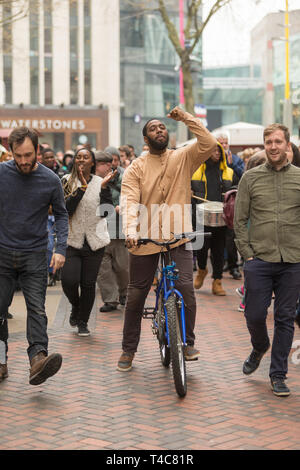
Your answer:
[1,111,300,398]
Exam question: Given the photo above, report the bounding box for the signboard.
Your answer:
[0,118,87,131]
[194,104,207,127]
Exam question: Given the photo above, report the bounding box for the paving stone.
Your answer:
[1,272,300,450]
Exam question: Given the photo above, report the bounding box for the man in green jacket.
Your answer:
[234,123,300,397]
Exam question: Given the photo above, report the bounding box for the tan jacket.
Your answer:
[120,112,217,255]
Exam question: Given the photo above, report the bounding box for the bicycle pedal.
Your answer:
[142,308,156,319]
[185,356,199,362]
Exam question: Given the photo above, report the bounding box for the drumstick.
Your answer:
[192,194,210,203]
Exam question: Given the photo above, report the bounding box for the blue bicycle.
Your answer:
[141,231,206,398]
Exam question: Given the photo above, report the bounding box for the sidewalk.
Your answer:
[1,270,300,451]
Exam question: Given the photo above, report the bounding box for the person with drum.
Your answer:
[192,142,236,296]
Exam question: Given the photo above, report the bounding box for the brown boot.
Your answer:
[0,363,8,382]
[29,352,62,386]
[212,279,226,296]
[194,268,208,289]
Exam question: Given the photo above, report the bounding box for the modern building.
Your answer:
[0,0,203,153]
[250,9,300,136]
[0,0,119,151]
[203,64,264,131]
[119,0,202,151]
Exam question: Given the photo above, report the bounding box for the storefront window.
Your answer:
[41,133,65,153]
[71,132,97,150]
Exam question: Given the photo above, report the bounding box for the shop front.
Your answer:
[0,107,109,152]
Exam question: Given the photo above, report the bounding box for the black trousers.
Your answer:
[196,226,227,280]
[244,258,300,379]
[61,243,104,324]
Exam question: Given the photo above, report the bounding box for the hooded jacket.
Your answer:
[191,142,234,202]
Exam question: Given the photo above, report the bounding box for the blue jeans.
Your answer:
[47,216,56,274]
[244,258,300,379]
[0,249,49,363]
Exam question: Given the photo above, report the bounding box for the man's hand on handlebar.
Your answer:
[125,235,139,249]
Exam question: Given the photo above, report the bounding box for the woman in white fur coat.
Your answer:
[61,147,116,337]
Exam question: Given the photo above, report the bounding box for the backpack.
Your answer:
[223,189,237,229]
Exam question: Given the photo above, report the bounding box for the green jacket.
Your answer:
[107,166,124,239]
[234,162,300,263]
[108,167,123,207]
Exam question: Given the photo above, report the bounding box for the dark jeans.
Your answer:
[61,243,104,324]
[196,226,227,279]
[244,258,300,379]
[0,249,48,363]
[122,244,196,354]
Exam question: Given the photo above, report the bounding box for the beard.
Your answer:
[15,156,37,175]
[147,134,169,151]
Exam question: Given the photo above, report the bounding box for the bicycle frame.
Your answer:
[154,250,187,346]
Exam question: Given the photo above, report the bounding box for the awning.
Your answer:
[0,129,12,138]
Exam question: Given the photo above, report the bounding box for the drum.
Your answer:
[196,201,226,227]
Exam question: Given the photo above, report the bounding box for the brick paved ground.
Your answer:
[1,269,300,451]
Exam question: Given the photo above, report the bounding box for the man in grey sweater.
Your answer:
[0,127,68,385]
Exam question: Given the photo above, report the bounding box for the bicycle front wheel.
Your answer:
[157,293,171,367]
[165,293,187,397]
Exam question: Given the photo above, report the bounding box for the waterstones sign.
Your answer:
[0,118,86,131]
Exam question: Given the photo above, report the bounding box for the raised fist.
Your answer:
[167,106,186,122]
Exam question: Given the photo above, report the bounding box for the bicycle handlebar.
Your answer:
[137,231,211,247]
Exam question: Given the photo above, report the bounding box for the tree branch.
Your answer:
[157,0,184,58]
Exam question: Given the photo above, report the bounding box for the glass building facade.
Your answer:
[273,33,300,136]
[120,1,203,151]
[203,65,263,130]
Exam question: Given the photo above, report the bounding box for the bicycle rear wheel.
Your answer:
[157,293,171,367]
[165,293,187,397]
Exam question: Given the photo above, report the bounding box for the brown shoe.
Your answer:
[0,363,8,382]
[212,279,226,296]
[194,268,208,289]
[29,352,62,386]
[117,352,134,372]
[183,345,200,361]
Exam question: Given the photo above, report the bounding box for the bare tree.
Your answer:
[125,0,233,115]
[0,1,29,25]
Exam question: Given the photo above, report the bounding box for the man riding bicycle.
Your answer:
[117,106,217,371]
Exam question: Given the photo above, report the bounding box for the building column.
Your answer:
[52,0,70,105]
[91,0,120,146]
[12,3,30,104]
[78,0,84,107]
[39,0,45,106]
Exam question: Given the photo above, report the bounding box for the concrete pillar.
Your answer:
[39,0,45,106]
[78,0,84,107]
[12,3,30,104]
[91,0,120,146]
[52,0,70,105]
